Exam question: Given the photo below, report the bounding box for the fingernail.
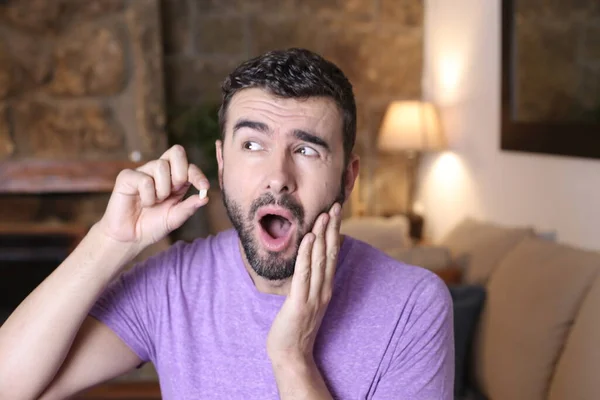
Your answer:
[198,179,210,189]
[322,214,330,226]
[199,189,208,199]
[333,203,341,216]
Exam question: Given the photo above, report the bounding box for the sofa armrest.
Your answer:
[385,245,452,271]
[385,245,462,284]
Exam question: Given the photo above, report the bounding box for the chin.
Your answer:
[245,228,302,281]
[248,248,298,281]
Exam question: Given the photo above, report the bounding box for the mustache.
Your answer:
[249,192,305,226]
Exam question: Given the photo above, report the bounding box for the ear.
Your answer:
[343,153,360,201]
[216,139,224,189]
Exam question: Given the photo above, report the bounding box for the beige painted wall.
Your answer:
[417,0,600,251]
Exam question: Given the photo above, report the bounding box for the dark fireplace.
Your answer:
[0,223,86,325]
[0,192,162,396]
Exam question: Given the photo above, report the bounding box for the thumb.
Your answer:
[166,192,209,231]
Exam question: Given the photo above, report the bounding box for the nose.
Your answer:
[265,153,297,195]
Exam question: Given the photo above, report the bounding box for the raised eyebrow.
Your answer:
[232,119,271,137]
[293,129,331,152]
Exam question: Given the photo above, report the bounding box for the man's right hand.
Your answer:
[0,144,209,400]
[96,144,210,254]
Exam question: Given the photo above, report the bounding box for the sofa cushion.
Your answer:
[440,218,533,285]
[340,215,411,251]
[385,245,451,271]
[548,273,600,400]
[473,237,600,400]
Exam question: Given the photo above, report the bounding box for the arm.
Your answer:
[38,316,142,400]
[267,203,342,400]
[0,145,209,400]
[271,357,332,400]
[0,226,139,400]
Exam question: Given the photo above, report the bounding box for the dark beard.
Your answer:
[222,170,347,281]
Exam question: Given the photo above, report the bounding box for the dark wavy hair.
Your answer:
[219,48,357,164]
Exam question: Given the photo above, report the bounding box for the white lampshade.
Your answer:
[377,101,445,152]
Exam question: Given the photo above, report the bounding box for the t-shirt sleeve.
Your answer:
[88,244,176,364]
[373,274,455,399]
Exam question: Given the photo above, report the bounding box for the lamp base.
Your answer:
[405,212,424,241]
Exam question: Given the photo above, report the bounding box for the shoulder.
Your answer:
[122,229,238,282]
[338,236,452,312]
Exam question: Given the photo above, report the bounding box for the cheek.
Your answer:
[297,186,335,228]
[223,159,251,190]
[299,166,341,199]
[222,163,260,214]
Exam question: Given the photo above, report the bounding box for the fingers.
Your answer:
[138,160,172,201]
[158,145,209,192]
[166,191,210,231]
[135,160,171,202]
[290,232,315,303]
[114,169,157,207]
[309,213,329,300]
[323,203,342,297]
[133,145,210,202]
[188,163,209,195]
[159,144,189,189]
[303,202,342,305]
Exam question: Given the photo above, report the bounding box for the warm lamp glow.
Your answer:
[377,101,445,152]
[435,152,462,180]
[439,55,462,97]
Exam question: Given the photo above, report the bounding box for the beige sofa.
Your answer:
[434,218,600,400]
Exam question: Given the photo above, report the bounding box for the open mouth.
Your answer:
[257,208,295,252]
[260,214,292,239]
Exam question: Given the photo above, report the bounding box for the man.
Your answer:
[0,48,453,399]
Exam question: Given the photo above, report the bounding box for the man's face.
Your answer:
[216,88,358,281]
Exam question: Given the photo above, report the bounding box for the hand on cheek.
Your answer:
[266,202,342,365]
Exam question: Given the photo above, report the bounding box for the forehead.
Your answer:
[226,88,343,138]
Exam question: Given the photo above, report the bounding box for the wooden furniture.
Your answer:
[434,265,463,285]
[403,237,463,285]
[0,223,88,318]
[0,160,142,194]
[76,382,162,400]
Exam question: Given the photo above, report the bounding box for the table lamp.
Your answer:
[377,100,445,237]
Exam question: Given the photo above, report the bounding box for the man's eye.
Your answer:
[297,146,319,157]
[243,141,263,151]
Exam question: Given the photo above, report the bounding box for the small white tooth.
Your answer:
[199,189,207,199]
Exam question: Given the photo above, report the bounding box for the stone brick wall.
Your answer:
[162,0,424,215]
[0,0,166,225]
[0,0,166,163]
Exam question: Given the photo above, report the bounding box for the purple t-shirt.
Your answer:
[90,229,454,399]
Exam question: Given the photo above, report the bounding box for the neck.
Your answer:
[237,240,292,296]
